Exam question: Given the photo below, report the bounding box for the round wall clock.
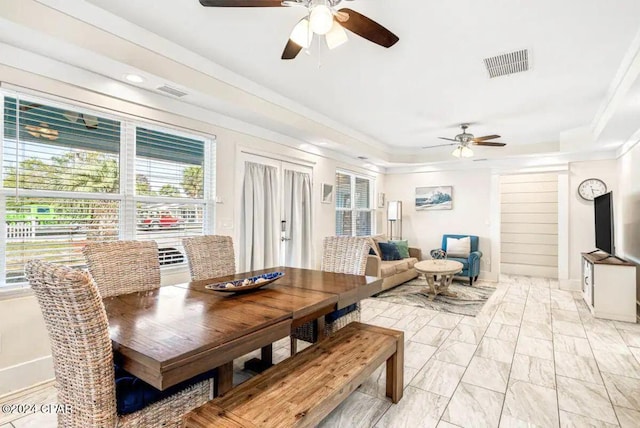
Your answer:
[578,178,607,201]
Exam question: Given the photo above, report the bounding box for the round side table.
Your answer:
[414,260,464,301]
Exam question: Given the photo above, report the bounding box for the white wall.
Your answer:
[0,296,53,396]
[567,160,618,286]
[0,69,384,396]
[616,142,640,306]
[385,168,497,281]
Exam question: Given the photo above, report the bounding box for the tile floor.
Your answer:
[2,274,640,427]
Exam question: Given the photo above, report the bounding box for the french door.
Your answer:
[237,153,312,271]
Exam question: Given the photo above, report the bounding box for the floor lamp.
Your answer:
[387,201,402,240]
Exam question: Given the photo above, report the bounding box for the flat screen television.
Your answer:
[594,192,614,255]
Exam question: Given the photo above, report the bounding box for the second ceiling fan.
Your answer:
[424,124,508,158]
[199,0,399,60]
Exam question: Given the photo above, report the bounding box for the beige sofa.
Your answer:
[364,236,422,292]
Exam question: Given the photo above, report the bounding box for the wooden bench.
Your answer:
[183,322,404,428]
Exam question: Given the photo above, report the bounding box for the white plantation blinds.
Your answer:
[335,171,374,236]
[3,97,121,284]
[335,172,353,236]
[134,128,207,265]
[4,198,120,284]
[1,93,216,286]
[3,99,121,193]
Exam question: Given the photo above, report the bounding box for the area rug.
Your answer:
[374,277,496,317]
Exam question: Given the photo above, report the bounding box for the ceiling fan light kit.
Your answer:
[452,146,473,158]
[309,4,333,34]
[200,0,398,60]
[325,20,348,49]
[290,18,312,48]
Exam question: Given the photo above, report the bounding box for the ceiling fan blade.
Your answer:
[19,103,42,112]
[281,39,303,60]
[472,134,501,142]
[423,143,459,149]
[473,141,507,147]
[337,8,399,48]
[199,0,283,6]
[438,137,459,142]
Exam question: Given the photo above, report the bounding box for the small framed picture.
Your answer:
[377,192,385,208]
[321,183,334,204]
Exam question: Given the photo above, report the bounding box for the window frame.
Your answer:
[0,90,216,290]
[335,170,375,237]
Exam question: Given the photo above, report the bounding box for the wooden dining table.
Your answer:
[103,266,383,395]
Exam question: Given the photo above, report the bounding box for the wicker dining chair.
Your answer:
[82,240,161,298]
[182,235,236,281]
[290,236,371,354]
[25,260,213,428]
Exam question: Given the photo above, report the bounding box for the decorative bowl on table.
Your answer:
[205,271,285,293]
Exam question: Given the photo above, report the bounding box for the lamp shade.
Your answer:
[326,21,348,50]
[452,146,474,158]
[387,201,402,221]
[290,18,312,48]
[309,5,333,35]
[461,146,474,158]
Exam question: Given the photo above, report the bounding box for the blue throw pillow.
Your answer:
[378,242,402,261]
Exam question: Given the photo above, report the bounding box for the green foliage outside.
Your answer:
[3,152,204,233]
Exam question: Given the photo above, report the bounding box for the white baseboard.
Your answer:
[0,355,54,396]
[479,270,499,282]
[560,279,581,291]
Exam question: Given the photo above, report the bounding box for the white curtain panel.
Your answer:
[284,169,312,268]
[240,162,279,271]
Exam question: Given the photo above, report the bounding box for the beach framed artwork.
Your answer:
[415,186,453,210]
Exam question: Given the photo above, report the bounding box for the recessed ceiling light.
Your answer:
[125,74,145,84]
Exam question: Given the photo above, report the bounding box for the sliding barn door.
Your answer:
[500,173,559,278]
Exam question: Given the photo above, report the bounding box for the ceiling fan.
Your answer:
[423,124,507,158]
[20,103,99,130]
[199,0,399,60]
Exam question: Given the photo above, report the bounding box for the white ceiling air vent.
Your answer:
[483,49,529,78]
[156,85,188,98]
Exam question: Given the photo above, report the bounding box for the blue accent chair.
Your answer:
[431,234,482,286]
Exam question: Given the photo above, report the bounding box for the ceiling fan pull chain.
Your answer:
[317,32,323,68]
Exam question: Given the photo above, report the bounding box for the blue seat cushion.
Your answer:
[114,359,216,415]
[447,257,469,271]
[325,303,358,323]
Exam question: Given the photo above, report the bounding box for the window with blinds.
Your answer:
[1,94,216,287]
[134,128,206,265]
[2,98,121,284]
[335,171,374,236]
